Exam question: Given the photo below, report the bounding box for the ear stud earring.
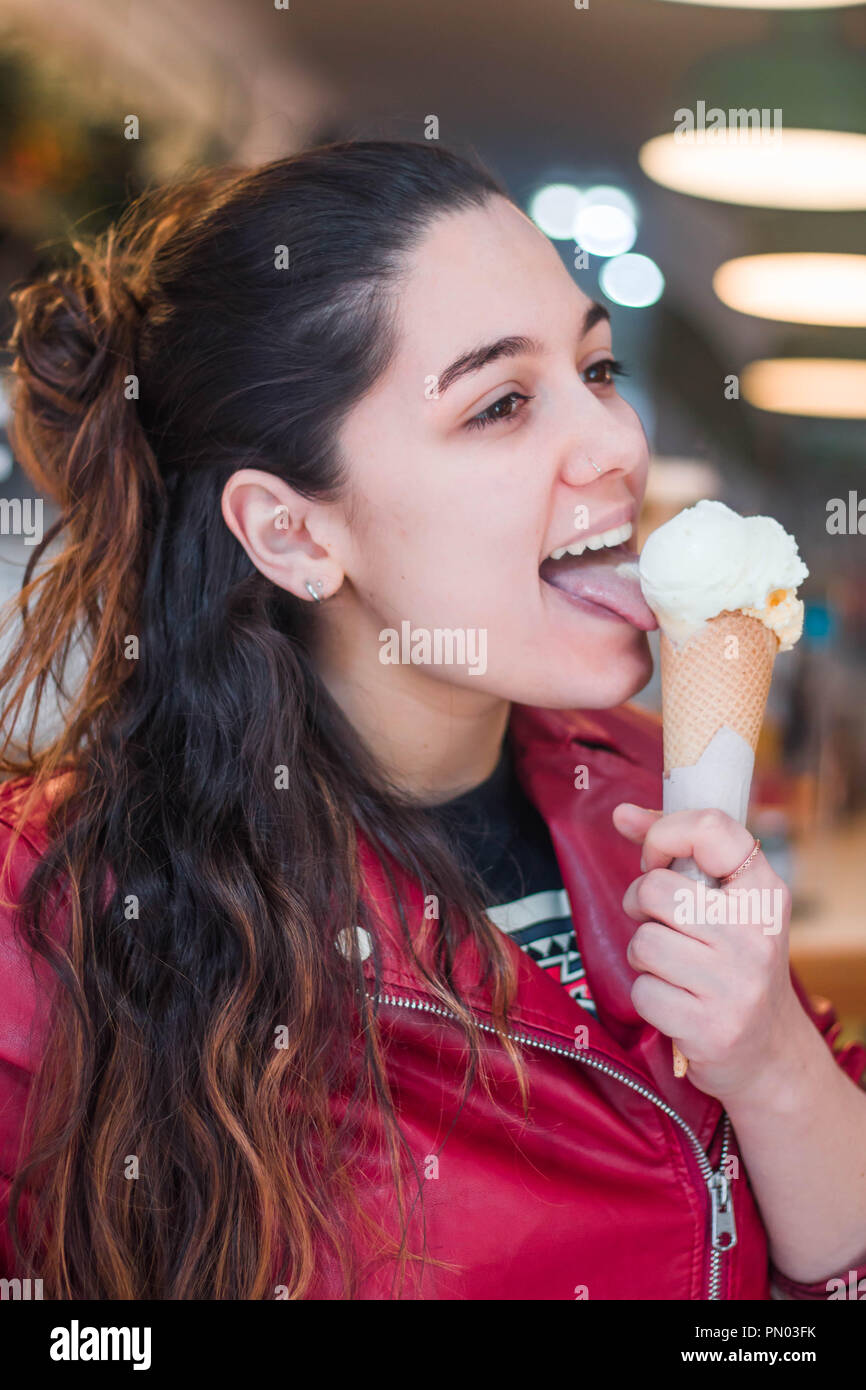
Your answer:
[304,579,325,603]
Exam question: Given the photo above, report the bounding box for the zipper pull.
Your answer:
[708,1170,737,1251]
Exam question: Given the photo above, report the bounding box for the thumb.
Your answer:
[612,802,663,846]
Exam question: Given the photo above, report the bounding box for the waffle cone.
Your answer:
[660,612,778,775]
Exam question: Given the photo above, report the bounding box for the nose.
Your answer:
[559,397,646,488]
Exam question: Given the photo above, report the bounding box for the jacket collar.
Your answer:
[359,701,721,1145]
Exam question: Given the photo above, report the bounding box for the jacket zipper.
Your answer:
[370,989,737,1300]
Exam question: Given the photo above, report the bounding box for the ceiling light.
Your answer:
[714,254,866,326]
[741,359,866,417]
[657,1,864,9]
[641,12,866,209]
[639,129,866,210]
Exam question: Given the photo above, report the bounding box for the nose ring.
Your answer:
[589,460,602,475]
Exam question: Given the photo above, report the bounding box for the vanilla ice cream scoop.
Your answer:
[638,499,809,650]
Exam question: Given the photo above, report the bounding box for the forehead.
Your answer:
[390,195,599,376]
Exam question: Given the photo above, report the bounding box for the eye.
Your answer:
[582,358,628,387]
[465,391,534,432]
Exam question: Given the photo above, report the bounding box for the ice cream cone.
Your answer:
[659,612,779,776]
[638,501,807,1081]
[660,611,779,1078]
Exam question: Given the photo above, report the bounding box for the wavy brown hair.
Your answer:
[0,140,529,1299]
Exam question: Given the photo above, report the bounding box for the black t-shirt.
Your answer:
[428,735,596,1015]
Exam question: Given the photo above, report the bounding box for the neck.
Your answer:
[310,600,511,804]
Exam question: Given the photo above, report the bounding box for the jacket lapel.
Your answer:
[509,701,720,1140]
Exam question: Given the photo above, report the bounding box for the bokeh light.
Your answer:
[528,183,583,240]
[741,359,866,418]
[574,186,638,257]
[639,130,866,211]
[714,253,866,327]
[599,253,665,307]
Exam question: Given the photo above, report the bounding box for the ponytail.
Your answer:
[0,171,241,784]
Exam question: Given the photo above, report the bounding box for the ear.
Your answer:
[221,468,345,603]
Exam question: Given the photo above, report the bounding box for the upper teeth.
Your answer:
[548,521,632,561]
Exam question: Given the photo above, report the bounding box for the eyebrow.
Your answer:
[435,300,611,397]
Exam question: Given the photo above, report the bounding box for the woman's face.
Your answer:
[328,194,656,713]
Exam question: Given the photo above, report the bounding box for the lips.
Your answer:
[540,544,658,630]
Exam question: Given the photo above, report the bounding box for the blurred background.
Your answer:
[0,0,863,1038]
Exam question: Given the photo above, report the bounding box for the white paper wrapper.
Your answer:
[662,725,755,885]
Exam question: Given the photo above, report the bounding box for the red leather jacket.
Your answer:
[1,701,865,1300]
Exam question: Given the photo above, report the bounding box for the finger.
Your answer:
[640,807,757,879]
[630,972,700,1041]
[626,920,711,995]
[623,867,677,923]
[622,867,718,943]
[612,803,663,846]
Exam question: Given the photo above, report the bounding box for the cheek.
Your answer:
[346,478,520,629]
[369,461,539,590]
[343,410,554,630]
[621,407,651,486]
[632,456,650,501]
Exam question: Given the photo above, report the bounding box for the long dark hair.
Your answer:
[0,139,530,1298]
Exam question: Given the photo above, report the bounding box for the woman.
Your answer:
[0,139,864,1301]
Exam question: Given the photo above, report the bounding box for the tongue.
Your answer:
[540,545,658,630]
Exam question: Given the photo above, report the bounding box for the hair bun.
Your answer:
[6,165,242,458]
[5,233,151,506]
[9,238,142,424]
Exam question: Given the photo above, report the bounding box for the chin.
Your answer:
[541,633,654,711]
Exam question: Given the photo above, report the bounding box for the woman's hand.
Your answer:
[612,802,811,1104]
[615,803,866,1286]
